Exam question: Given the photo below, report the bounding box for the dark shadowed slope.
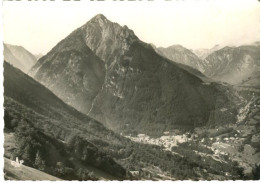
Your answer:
[4,61,126,180]
[88,41,238,135]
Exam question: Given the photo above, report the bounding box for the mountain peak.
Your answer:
[210,44,222,51]
[158,44,186,51]
[84,14,111,28]
[91,14,107,21]
[168,44,186,50]
[159,44,189,53]
[79,14,138,64]
[4,43,37,73]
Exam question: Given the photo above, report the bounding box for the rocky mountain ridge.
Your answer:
[192,44,222,60]
[30,14,238,136]
[203,45,260,85]
[156,45,206,72]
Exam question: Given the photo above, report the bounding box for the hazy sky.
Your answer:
[2,0,260,55]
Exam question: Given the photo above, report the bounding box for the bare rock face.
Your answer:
[81,14,138,68]
[4,44,37,73]
[155,45,206,72]
[30,14,237,136]
[204,45,260,85]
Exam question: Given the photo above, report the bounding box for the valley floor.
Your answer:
[125,94,260,179]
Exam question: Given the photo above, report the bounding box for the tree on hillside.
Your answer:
[34,150,46,171]
[252,164,260,180]
[21,144,32,164]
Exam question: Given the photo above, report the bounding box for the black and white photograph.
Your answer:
[1,0,260,181]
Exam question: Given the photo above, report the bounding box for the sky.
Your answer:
[2,0,260,55]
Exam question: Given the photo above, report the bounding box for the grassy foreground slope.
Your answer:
[4,158,61,181]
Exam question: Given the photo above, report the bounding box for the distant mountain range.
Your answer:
[153,43,260,88]
[153,44,206,72]
[29,14,237,136]
[192,44,223,60]
[34,53,44,60]
[204,45,260,86]
[4,43,37,73]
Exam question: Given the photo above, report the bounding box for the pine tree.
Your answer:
[252,164,260,180]
[22,144,32,163]
[34,150,46,171]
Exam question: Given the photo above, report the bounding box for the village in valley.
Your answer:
[125,131,188,151]
[125,96,260,178]
[126,126,259,178]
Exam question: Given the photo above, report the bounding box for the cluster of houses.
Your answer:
[125,129,251,161]
[125,132,190,151]
[200,136,240,144]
